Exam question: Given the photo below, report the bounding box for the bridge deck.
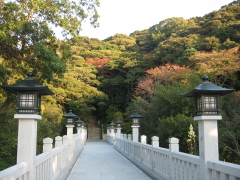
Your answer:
[67,141,152,180]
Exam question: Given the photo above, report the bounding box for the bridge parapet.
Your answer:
[0,132,87,180]
[112,135,240,180]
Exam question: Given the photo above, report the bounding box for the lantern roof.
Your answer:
[62,110,78,118]
[128,110,144,118]
[181,75,234,97]
[75,118,83,124]
[115,119,123,124]
[0,72,53,95]
[110,122,115,126]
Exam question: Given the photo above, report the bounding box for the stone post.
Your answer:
[141,135,147,144]
[132,125,140,142]
[127,134,132,140]
[120,134,123,139]
[151,136,159,147]
[55,136,63,147]
[14,114,42,180]
[169,137,179,179]
[63,135,68,144]
[77,126,81,134]
[43,138,53,153]
[66,124,74,140]
[169,137,179,152]
[194,115,221,180]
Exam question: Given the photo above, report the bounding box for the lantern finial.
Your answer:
[26,72,34,78]
[202,75,209,82]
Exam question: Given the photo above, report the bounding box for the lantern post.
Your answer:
[75,118,83,134]
[0,72,53,180]
[181,75,234,180]
[109,122,115,138]
[128,110,143,142]
[62,110,78,139]
[114,119,123,138]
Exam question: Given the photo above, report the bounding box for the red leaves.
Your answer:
[86,58,112,68]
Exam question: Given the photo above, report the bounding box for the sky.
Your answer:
[78,0,234,40]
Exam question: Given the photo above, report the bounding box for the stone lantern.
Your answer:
[128,110,143,142]
[62,110,78,139]
[115,119,123,138]
[75,118,83,134]
[109,122,115,137]
[0,72,53,180]
[181,75,234,180]
[181,75,234,116]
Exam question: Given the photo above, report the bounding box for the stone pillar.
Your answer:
[66,124,74,140]
[194,115,221,180]
[55,136,63,147]
[169,137,179,179]
[169,137,179,152]
[127,134,132,140]
[132,125,140,142]
[151,136,159,147]
[141,135,147,144]
[120,134,123,139]
[116,127,121,138]
[63,135,68,144]
[14,114,42,180]
[77,127,81,134]
[43,138,53,153]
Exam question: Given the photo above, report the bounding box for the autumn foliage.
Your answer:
[189,47,240,86]
[86,58,112,68]
[135,63,191,98]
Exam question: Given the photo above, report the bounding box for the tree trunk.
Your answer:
[0,95,15,113]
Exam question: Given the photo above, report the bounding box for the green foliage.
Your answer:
[187,124,197,155]
[37,118,63,155]
[176,46,199,66]
[0,111,18,170]
[219,92,240,164]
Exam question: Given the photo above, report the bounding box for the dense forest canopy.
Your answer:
[0,0,240,169]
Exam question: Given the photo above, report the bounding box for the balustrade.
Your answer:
[0,132,87,180]
[113,135,240,180]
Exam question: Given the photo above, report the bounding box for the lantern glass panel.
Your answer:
[196,97,202,110]
[67,118,73,124]
[204,96,217,109]
[133,118,138,124]
[20,94,35,107]
[117,124,121,127]
[17,93,39,114]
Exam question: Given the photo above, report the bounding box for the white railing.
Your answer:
[113,136,240,180]
[208,160,240,180]
[0,131,87,180]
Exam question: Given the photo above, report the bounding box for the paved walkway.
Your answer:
[67,141,152,180]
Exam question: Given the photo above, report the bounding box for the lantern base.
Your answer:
[14,114,42,120]
[194,115,222,121]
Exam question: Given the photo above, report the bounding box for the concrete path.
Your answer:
[67,141,152,180]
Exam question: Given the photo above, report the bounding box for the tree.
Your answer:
[0,0,100,79]
[0,0,100,112]
[189,47,240,87]
[220,91,240,164]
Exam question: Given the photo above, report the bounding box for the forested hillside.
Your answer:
[0,0,240,169]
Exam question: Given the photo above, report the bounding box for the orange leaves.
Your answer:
[86,58,112,68]
[135,63,191,97]
[189,47,240,86]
